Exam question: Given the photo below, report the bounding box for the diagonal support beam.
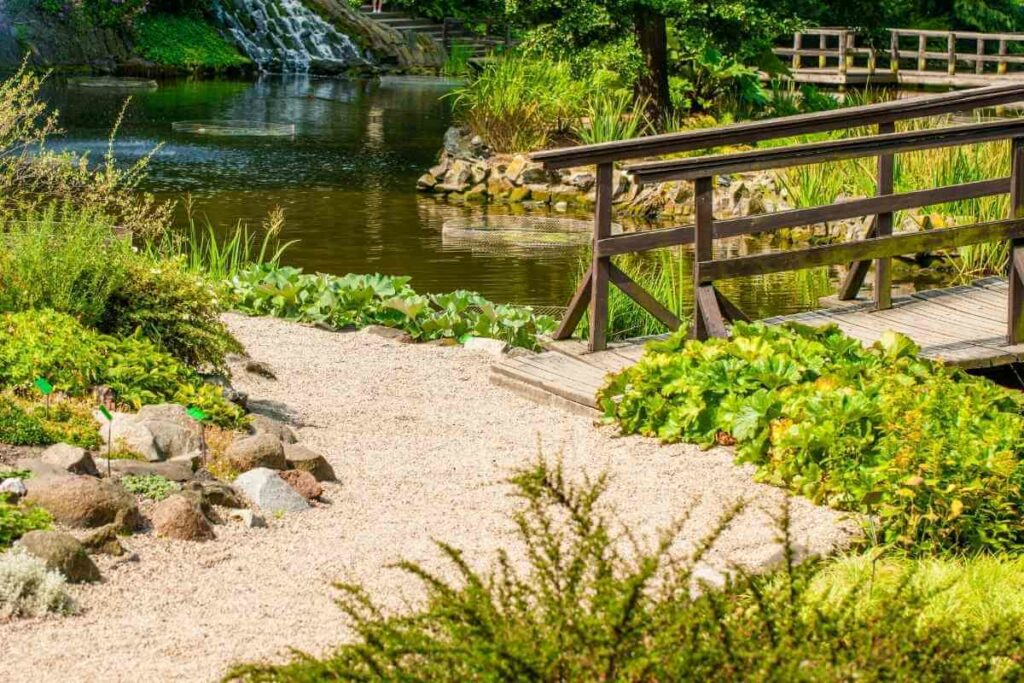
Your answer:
[715,288,750,323]
[608,263,684,331]
[837,214,878,300]
[554,267,592,340]
[695,285,729,339]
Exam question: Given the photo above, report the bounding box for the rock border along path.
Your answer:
[0,314,853,682]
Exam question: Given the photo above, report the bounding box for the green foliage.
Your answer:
[172,383,246,429]
[98,257,243,371]
[227,265,556,350]
[0,394,103,448]
[0,499,51,550]
[120,474,178,500]
[600,322,1024,555]
[134,14,250,69]
[0,469,32,480]
[0,547,76,618]
[37,0,147,27]
[0,397,48,446]
[225,458,1024,682]
[0,310,244,425]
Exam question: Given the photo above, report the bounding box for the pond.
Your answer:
[41,75,923,323]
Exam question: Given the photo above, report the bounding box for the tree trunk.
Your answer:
[633,6,672,122]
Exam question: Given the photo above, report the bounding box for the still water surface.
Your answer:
[44,75,858,318]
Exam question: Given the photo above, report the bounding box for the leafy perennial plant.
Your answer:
[227,265,556,350]
[600,322,1024,554]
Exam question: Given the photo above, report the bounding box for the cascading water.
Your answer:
[215,0,366,72]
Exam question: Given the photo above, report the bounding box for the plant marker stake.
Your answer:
[35,377,53,419]
[187,407,208,466]
[99,405,113,477]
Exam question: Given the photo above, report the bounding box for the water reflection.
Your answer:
[41,75,867,320]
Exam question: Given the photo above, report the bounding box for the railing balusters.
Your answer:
[1008,137,1024,344]
[948,32,957,76]
[999,39,1009,75]
[918,33,927,72]
[792,33,802,70]
[890,30,900,74]
[819,33,827,69]
[977,38,985,75]
[587,163,614,352]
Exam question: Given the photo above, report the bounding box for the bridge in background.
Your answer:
[773,28,1024,88]
[492,84,1024,412]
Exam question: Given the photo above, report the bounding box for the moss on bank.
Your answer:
[134,14,249,70]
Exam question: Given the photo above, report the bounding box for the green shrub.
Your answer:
[225,459,1024,682]
[227,265,556,350]
[172,383,246,429]
[0,547,75,619]
[0,499,51,550]
[134,14,250,69]
[0,395,103,448]
[99,258,242,372]
[600,322,1024,555]
[0,397,48,446]
[0,310,244,425]
[121,474,178,500]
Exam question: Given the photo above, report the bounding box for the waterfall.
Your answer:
[215,0,366,73]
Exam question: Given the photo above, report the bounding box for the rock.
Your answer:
[0,477,27,500]
[416,173,437,191]
[465,183,488,202]
[279,469,322,500]
[362,325,414,345]
[504,155,528,184]
[93,458,193,483]
[182,480,245,509]
[135,405,202,461]
[508,186,532,202]
[227,434,287,472]
[234,468,310,514]
[527,185,552,204]
[554,201,568,212]
[284,444,337,482]
[249,414,298,445]
[568,171,596,191]
[20,529,104,582]
[470,162,489,185]
[428,159,449,180]
[689,564,729,598]
[463,337,509,356]
[611,171,631,199]
[40,443,99,477]
[18,530,101,583]
[226,509,266,528]
[78,524,125,557]
[25,476,140,531]
[95,411,159,462]
[135,404,201,436]
[151,494,215,542]
[519,163,549,185]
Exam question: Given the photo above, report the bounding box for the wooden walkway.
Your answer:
[492,278,1024,412]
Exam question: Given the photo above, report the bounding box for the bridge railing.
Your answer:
[775,27,1024,79]
[530,83,1024,351]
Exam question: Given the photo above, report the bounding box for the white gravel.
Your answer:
[0,314,855,682]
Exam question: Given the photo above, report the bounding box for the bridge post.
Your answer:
[693,175,716,340]
[792,33,802,70]
[917,34,927,72]
[587,163,614,352]
[947,33,957,76]
[890,31,900,74]
[999,40,1009,75]
[1009,138,1024,344]
[875,122,896,310]
[819,33,827,68]
[838,31,849,77]
[976,38,985,75]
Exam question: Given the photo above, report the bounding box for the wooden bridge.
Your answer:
[773,28,1024,88]
[493,84,1024,412]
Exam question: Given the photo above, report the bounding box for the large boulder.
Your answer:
[18,530,101,583]
[95,411,160,462]
[234,468,310,514]
[0,477,27,501]
[78,524,125,557]
[227,434,287,472]
[25,476,140,531]
[182,480,245,509]
[249,415,297,445]
[283,444,336,482]
[93,458,193,483]
[40,443,99,477]
[135,404,202,461]
[151,495,215,542]
[279,470,322,501]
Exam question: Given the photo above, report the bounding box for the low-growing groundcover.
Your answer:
[226,460,1024,682]
[227,265,556,350]
[599,322,1024,555]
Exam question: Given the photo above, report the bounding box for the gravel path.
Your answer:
[0,315,854,682]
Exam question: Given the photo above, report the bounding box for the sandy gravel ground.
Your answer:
[0,314,854,682]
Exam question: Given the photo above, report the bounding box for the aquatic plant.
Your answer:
[225,458,1024,682]
[226,265,556,349]
[601,322,1024,554]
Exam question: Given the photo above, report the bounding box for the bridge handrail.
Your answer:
[539,84,1024,351]
[530,83,1024,170]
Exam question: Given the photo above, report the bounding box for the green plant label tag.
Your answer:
[187,406,207,422]
[98,405,113,421]
[34,377,53,395]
